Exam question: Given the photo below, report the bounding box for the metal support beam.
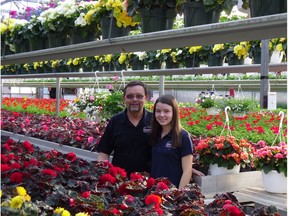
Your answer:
[159,76,165,96]
[260,40,270,109]
[55,78,60,116]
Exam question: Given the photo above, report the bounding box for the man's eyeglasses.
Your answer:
[125,94,145,100]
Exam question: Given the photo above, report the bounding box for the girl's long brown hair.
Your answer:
[150,95,182,148]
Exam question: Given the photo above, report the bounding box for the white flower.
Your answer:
[75,13,87,27]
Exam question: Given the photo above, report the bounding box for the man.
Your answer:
[96,80,152,175]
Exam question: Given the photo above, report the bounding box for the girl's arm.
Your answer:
[178,154,193,189]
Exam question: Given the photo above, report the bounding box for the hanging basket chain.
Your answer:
[272,111,285,145]
[220,106,232,136]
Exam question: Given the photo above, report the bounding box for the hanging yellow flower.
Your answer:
[188,46,202,54]
[118,53,127,64]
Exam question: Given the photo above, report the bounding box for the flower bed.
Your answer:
[1,137,284,215]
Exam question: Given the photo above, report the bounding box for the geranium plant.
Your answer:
[195,135,254,169]
[253,141,287,176]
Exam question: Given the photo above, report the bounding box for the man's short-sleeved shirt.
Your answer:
[96,109,152,175]
[151,130,193,187]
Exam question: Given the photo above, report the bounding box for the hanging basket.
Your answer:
[228,55,244,65]
[140,7,167,33]
[249,0,282,17]
[207,55,224,67]
[262,170,287,193]
[100,16,129,39]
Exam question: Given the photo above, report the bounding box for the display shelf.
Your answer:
[1,63,286,79]
[1,14,286,65]
[2,79,287,91]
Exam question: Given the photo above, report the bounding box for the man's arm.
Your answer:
[97,152,110,161]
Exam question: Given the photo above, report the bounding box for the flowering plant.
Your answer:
[1,137,207,215]
[85,0,138,28]
[195,90,227,109]
[195,135,253,169]
[253,141,287,176]
[226,41,250,61]
[223,97,259,114]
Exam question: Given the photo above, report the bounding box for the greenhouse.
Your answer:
[1,0,287,215]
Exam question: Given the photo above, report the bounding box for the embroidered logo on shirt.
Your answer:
[143,126,151,134]
[165,141,174,148]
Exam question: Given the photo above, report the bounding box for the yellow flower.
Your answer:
[188,46,202,54]
[10,195,24,209]
[72,58,80,66]
[16,186,27,196]
[94,55,100,60]
[54,207,65,214]
[276,43,283,51]
[105,54,112,62]
[233,44,248,59]
[212,44,224,53]
[0,23,8,34]
[161,49,171,54]
[24,194,31,202]
[85,9,97,25]
[0,190,2,197]
[118,53,127,64]
[33,62,40,69]
[76,213,90,216]
[62,210,71,216]
[51,60,59,68]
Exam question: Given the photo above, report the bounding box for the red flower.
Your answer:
[110,208,121,215]
[10,162,21,169]
[66,152,77,162]
[23,141,34,153]
[99,174,117,185]
[81,191,91,199]
[1,164,11,172]
[51,150,59,156]
[7,139,14,145]
[130,173,144,181]
[206,124,213,130]
[147,178,155,188]
[42,169,57,177]
[145,194,162,208]
[2,143,11,151]
[156,207,164,215]
[69,198,76,206]
[109,165,127,178]
[156,182,168,191]
[10,172,23,183]
[222,203,244,215]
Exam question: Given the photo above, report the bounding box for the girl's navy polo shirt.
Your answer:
[96,109,152,175]
[151,130,193,187]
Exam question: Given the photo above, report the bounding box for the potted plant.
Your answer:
[178,0,238,27]
[161,48,184,68]
[127,0,178,33]
[112,53,128,71]
[86,0,138,39]
[182,45,202,67]
[270,37,287,63]
[127,51,147,70]
[226,41,249,65]
[248,40,274,64]
[195,90,227,115]
[223,97,258,116]
[202,43,229,66]
[195,135,254,175]
[145,50,163,69]
[253,140,287,193]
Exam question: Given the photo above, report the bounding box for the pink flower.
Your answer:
[77,129,85,136]
[67,152,77,162]
[106,84,113,90]
[112,75,119,82]
[43,125,49,131]
[88,136,94,143]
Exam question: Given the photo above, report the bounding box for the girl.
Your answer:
[150,95,193,188]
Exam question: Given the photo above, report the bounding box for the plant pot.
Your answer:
[208,55,224,67]
[252,46,272,64]
[140,7,167,33]
[165,61,179,69]
[113,63,126,71]
[209,164,241,176]
[270,50,284,63]
[262,170,287,193]
[148,60,162,69]
[1,43,14,56]
[47,32,65,48]
[103,63,115,71]
[249,0,282,17]
[185,55,200,67]
[206,107,220,115]
[100,16,129,39]
[228,55,245,65]
[131,59,145,70]
[28,36,45,51]
[183,2,221,27]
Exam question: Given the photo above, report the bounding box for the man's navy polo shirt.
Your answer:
[96,109,152,175]
[151,130,193,187]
